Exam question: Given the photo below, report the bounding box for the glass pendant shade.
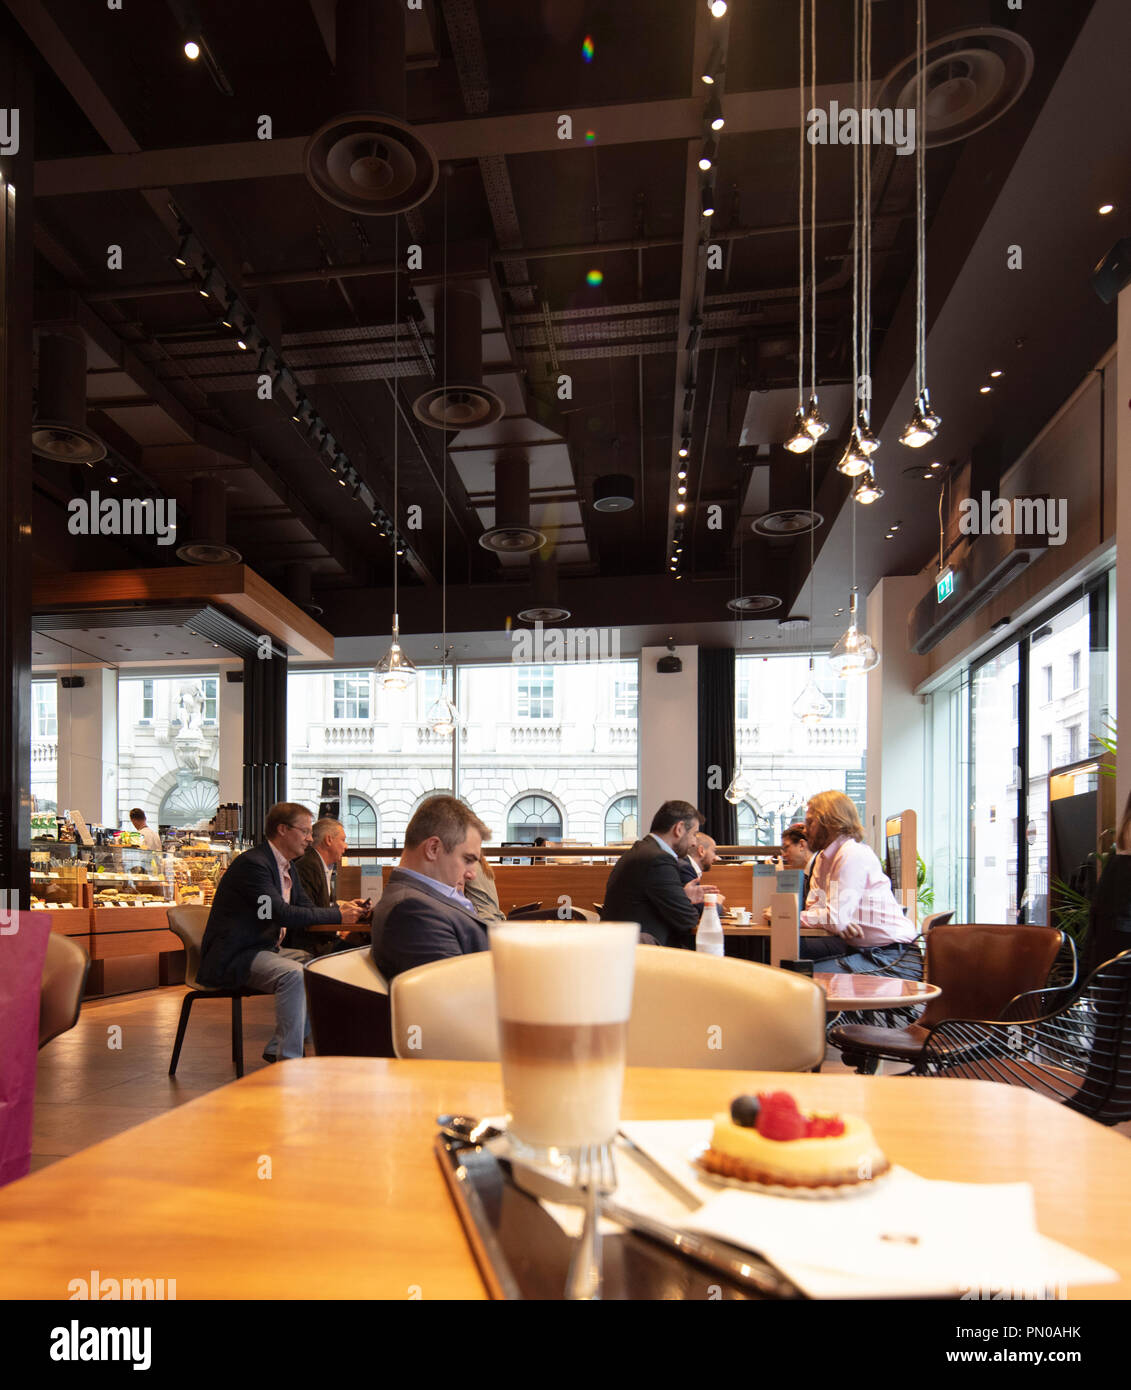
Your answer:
[802,395,829,440]
[900,391,940,448]
[829,593,880,676]
[836,434,871,478]
[427,692,459,734]
[853,468,884,505]
[793,664,832,725]
[785,406,816,454]
[376,614,417,690]
[724,767,751,805]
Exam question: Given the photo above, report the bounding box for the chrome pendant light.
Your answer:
[853,467,884,505]
[785,0,815,457]
[900,0,941,449]
[427,660,459,734]
[377,219,417,692]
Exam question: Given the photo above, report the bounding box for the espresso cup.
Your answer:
[489,922,638,1156]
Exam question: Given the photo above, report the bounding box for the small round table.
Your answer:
[814,973,941,1013]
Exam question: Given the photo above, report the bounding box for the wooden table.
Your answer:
[816,973,941,1012]
[0,1059,1125,1300]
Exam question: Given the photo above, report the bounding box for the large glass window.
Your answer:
[345,792,378,844]
[31,679,58,813]
[288,658,639,848]
[605,795,638,843]
[332,673,371,721]
[119,674,222,829]
[970,647,1020,923]
[734,653,867,841]
[507,794,562,842]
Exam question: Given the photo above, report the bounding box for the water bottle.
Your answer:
[696,892,725,957]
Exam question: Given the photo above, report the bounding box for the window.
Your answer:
[735,676,750,723]
[736,800,768,845]
[818,681,847,719]
[1070,651,1081,692]
[1011,683,1019,720]
[1068,724,1081,762]
[516,666,554,719]
[332,673,370,721]
[201,676,218,724]
[345,793,378,844]
[158,777,219,829]
[613,674,638,720]
[1042,665,1052,702]
[419,667,445,714]
[141,679,153,722]
[605,795,638,843]
[507,795,562,842]
[1042,734,1052,770]
[32,681,57,738]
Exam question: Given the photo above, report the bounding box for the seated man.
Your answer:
[602,799,706,948]
[290,817,370,956]
[197,802,364,1062]
[371,796,492,981]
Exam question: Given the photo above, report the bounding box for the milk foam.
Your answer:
[489,922,637,1023]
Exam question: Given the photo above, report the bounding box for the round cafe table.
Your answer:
[814,973,941,1013]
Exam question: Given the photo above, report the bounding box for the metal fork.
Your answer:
[564,1142,617,1300]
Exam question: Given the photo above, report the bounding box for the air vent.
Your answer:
[726,594,782,615]
[878,26,1034,147]
[304,0,438,215]
[176,476,242,566]
[518,544,570,624]
[751,509,821,538]
[592,473,635,513]
[32,330,106,466]
[479,456,546,555]
[412,287,505,431]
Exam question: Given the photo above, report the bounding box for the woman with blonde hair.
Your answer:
[799,790,916,971]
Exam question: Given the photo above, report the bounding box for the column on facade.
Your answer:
[55,669,119,827]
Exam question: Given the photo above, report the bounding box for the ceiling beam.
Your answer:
[33,83,866,198]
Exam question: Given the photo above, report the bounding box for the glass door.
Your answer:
[970,648,1021,923]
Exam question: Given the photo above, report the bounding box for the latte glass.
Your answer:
[489,922,638,1157]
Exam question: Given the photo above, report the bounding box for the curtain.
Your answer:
[698,647,737,845]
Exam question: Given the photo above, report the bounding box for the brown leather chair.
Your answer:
[390,947,826,1071]
[829,923,1067,1072]
[39,932,90,1048]
[166,905,267,1078]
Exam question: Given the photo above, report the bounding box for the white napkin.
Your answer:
[618,1120,1117,1299]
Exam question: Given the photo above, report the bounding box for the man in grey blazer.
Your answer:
[371,796,493,982]
[602,799,707,948]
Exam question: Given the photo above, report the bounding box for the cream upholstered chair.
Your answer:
[39,931,90,1048]
[390,946,825,1071]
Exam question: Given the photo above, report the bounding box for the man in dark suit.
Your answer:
[290,817,369,956]
[371,795,493,982]
[602,800,706,947]
[197,802,365,1061]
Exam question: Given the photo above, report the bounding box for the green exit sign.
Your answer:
[937,567,954,603]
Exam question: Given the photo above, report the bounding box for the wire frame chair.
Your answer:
[915,950,1131,1126]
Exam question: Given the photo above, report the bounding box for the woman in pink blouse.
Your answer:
[799,790,917,971]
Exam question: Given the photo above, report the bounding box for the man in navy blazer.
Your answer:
[197,802,364,1061]
[371,795,492,982]
[602,800,707,948]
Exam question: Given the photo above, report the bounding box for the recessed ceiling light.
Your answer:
[184,39,201,60]
[929,461,942,469]
[979,385,992,394]
[109,474,118,483]
[676,502,686,514]
[677,469,687,480]
[708,0,727,16]
[1099,203,1115,215]
[678,442,689,458]
[677,485,687,496]
[990,369,1002,378]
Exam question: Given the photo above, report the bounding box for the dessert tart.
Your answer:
[696,1092,889,1190]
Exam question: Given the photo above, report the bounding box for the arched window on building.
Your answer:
[736,799,771,846]
[507,794,562,843]
[604,795,638,844]
[345,793,378,845]
[159,778,219,830]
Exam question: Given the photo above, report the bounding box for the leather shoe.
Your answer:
[261,1050,278,1064]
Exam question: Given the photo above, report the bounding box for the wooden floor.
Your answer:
[30,986,1130,1169]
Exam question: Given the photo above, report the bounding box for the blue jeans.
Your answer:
[246,947,311,1060]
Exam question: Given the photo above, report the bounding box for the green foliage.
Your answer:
[1095,719,1117,776]
[916,853,934,912]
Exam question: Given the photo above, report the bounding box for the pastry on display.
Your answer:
[697,1092,890,1190]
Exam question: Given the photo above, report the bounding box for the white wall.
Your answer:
[56,668,118,825]
[639,645,698,826]
[865,578,929,856]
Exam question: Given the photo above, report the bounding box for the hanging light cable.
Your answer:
[830,498,880,676]
[376,218,418,692]
[802,0,828,443]
[838,0,871,479]
[901,0,941,449]
[785,0,814,456]
[428,177,460,733]
[793,447,831,724]
[725,541,752,805]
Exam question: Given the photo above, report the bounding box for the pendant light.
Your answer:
[830,502,880,676]
[900,0,941,449]
[785,0,814,457]
[793,401,831,726]
[376,219,417,692]
[853,467,884,505]
[725,540,751,805]
[428,175,460,735]
[799,0,828,444]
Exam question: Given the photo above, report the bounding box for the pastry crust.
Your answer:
[698,1145,891,1188]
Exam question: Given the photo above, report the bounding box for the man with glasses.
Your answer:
[197,802,365,1061]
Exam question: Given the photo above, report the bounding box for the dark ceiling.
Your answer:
[17,0,1129,653]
